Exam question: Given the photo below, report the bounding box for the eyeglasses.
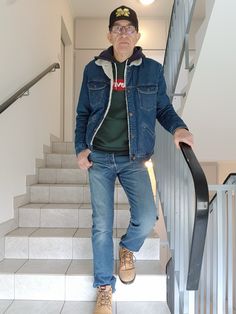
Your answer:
[110,25,136,35]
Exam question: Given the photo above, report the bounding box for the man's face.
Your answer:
[107,20,141,57]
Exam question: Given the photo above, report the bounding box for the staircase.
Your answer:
[0,142,170,313]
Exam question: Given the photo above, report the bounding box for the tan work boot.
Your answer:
[93,285,112,314]
[119,247,136,284]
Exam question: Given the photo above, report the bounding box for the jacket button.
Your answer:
[129,112,133,117]
[131,155,136,160]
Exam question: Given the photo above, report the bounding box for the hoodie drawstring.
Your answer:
[114,62,118,90]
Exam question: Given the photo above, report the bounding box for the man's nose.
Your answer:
[120,26,128,34]
[120,28,128,37]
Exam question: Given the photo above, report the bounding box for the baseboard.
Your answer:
[0,217,18,261]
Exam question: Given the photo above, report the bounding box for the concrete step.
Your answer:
[51,142,74,154]
[19,203,155,229]
[45,153,77,169]
[0,299,170,313]
[0,259,167,302]
[5,228,160,260]
[38,168,88,184]
[38,167,121,185]
[29,184,129,204]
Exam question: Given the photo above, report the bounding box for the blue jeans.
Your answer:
[88,150,157,292]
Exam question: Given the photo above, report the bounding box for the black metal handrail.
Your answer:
[209,173,236,210]
[0,63,60,115]
[180,142,209,290]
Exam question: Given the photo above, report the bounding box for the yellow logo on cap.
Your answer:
[116,8,130,17]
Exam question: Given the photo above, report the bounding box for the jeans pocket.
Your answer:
[88,150,106,163]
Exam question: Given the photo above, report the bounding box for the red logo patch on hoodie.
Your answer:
[113,79,125,91]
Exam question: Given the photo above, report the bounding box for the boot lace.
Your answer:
[120,248,135,269]
[97,287,112,309]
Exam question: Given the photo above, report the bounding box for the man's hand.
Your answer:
[173,128,194,149]
[76,149,93,170]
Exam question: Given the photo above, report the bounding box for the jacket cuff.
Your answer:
[172,126,189,135]
[75,144,88,156]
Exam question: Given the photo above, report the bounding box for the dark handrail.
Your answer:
[209,172,236,210]
[0,63,60,114]
[180,142,209,290]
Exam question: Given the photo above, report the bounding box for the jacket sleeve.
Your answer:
[74,66,90,155]
[156,67,188,134]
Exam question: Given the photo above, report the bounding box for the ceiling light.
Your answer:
[139,0,156,5]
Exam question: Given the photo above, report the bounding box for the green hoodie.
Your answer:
[93,59,129,153]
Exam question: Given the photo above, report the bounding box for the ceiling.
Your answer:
[69,0,205,19]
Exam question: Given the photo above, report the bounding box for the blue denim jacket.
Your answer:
[75,47,187,160]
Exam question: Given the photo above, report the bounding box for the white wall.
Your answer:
[0,0,74,223]
[182,0,236,162]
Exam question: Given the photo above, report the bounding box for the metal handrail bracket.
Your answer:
[0,63,60,115]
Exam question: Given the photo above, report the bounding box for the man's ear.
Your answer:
[107,32,112,43]
[136,32,141,42]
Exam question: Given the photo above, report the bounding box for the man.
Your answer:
[75,5,193,314]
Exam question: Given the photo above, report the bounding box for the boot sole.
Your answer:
[118,274,136,285]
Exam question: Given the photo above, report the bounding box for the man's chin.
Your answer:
[117,47,133,55]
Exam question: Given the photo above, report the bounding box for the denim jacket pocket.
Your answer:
[137,85,158,111]
[88,81,109,109]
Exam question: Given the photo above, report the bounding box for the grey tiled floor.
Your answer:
[0,300,171,314]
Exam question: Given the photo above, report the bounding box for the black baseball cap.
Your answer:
[109,6,139,31]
